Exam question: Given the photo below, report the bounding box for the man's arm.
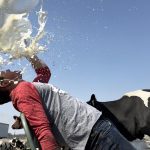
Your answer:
[26,55,47,70]
[26,55,51,83]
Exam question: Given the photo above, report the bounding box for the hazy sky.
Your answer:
[1,0,150,134]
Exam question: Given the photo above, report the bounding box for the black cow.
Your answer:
[87,90,150,141]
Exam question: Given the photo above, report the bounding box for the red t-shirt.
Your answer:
[10,66,59,149]
[33,66,51,83]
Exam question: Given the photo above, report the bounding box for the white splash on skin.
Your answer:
[124,90,150,107]
[0,0,48,66]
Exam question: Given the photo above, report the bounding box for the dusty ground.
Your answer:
[1,136,150,150]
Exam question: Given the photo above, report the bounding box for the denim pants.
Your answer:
[85,118,136,150]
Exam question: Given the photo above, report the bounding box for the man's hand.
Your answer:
[12,116,23,129]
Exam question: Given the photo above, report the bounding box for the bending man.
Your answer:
[0,70,136,150]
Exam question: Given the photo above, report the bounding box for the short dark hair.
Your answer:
[0,91,11,105]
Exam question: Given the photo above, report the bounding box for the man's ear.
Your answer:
[17,72,22,79]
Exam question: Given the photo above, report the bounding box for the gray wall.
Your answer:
[0,123,9,138]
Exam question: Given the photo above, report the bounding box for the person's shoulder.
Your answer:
[32,82,59,91]
[17,81,33,87]
[11,81,34,98]
[15,81,36,92]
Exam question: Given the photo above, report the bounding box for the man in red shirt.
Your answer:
[0,55,59,150]
[12,55,51,129]
[0,55,51,103]
[0,68,136,150]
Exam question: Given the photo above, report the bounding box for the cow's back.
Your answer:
[102,94,150,140]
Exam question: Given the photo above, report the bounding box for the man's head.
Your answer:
[0,69,22,90]
[0,70,22,104]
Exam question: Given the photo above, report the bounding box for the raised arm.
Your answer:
[26,55,51,83]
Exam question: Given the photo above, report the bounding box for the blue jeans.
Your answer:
[85,118,136,150]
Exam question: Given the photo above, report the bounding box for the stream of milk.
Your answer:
[0,0,48,66]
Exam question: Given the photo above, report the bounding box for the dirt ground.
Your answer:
[1,136,150,150]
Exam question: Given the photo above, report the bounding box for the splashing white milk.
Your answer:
[0,0,47,66]
[0,0,40,14]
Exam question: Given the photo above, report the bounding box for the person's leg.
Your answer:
[85,118,136,150]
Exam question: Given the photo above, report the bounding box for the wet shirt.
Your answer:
[10,66,59,150]
[10,66,101,149]
[11,81,58,150]
[33,66,51,83]
[33,82,101,150]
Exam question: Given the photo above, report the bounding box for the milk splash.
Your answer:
[0,0,48,66]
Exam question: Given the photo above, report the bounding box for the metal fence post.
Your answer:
[20,113,40,150]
